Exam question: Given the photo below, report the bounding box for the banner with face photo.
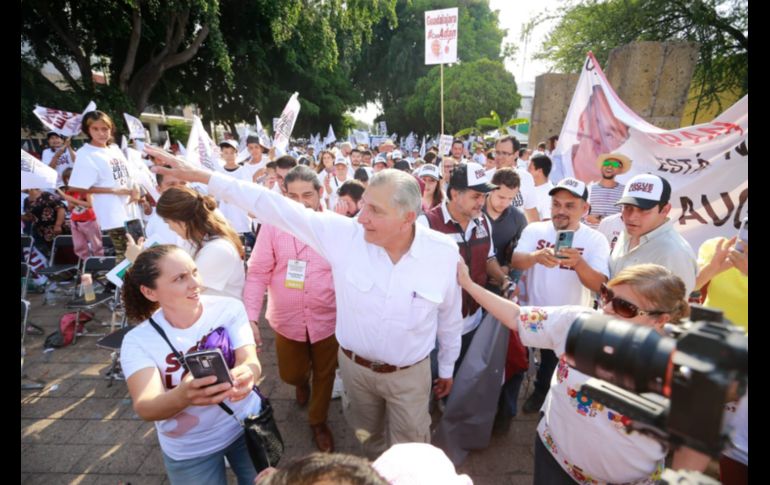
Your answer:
[21,150,58,190]
[425,8,458,65]
[33,101,96,137]
[550,52,747,251]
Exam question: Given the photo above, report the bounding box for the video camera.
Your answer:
[564,305,748,459]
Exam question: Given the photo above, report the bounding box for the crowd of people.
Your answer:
[21,111,748,485]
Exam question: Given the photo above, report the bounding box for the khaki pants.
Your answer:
[274,332,338,426]
[338,348,431,459]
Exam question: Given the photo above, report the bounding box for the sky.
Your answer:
[352,0,565,125]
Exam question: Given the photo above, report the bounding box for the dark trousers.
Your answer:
[534,349,558,394]
[498,371,526,417]
[534,433,577,484]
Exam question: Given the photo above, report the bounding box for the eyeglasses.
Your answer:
[602,160,622,168]
[599,283,667,319]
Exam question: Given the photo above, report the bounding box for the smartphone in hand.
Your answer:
[554,230,575,259]
[735,217,748,253]
[124,218,145,242]
[185,348,233,386]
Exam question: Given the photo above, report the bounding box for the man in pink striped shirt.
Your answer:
[242,166,338,453]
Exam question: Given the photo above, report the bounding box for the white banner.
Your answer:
[551,52,748,251]
[425,8,458,65]
[33,101,96,137]
[186,116,223,173]
[419,136,427,158]
[177,140,187,156]
[438,134,454,157]
[273,93,301,152]
[21,149,57,190]
[123,113,146,139]
[125,147,160,202]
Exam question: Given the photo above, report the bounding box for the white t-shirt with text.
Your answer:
[70,144,133,230]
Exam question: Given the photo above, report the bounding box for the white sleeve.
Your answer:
[120,329,158,379]
[515,224,540,253]
[436,254,464,378]
[224,300,256,349]
[517,306,591,355]
[208,171,357,266]
[41,149,54,165]
[196,241,236,292]
[68,152,97,189]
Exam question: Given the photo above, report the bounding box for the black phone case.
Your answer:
[185,349,232,386]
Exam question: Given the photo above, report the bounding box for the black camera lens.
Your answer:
[565,314,676,395]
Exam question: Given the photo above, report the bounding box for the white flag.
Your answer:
[324,124,336,146]
[33,101,96,137]
[420,136,426,158]
[177,140,187,156]
[186,116,223,173]
[255,115,264,135]
[236,125,250,151]
[273,92,301,152]
[125,147,160,201]
[120,136,129,158]
[21,150,57,190]
[123,113,147,139]
[162,136,171,152]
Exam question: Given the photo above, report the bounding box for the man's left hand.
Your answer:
[556,247,582,269]
[433,377,453,399]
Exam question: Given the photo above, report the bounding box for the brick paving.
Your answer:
[21,291,538,484]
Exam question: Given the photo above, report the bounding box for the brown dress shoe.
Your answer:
[295,382,310,406]
[311,423,334,452]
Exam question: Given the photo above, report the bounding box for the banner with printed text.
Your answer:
[21,149,58,189]
[273,93,301,152]
[551,52,748,251]
[33,101,96,137]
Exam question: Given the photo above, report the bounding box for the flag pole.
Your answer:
[440,63,445,135]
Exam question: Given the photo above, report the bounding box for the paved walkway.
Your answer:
[21,291,537,484]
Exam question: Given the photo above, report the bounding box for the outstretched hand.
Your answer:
[144,145,211,185]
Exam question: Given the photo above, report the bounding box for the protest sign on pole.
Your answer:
[378,121,388,136]
[552,52,748,251]
[438,134,454,157]
[425,7,458,134]
[354,130,370,146]
[21,150,57,190]
[186,115,223,173]
[33,101,96,137]
[123,113,147,139]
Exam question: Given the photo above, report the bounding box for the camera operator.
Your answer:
[457,262,707,484]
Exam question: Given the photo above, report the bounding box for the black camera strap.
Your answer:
[148,317,257,419]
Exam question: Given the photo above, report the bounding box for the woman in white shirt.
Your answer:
[156,186,246,299]
[457,262,707,484]
[120,244,261,484]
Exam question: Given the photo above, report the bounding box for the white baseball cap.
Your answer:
[416,163,441,180]
[616,173,672,209]
[448,162,497,193]
[549,177,588,200]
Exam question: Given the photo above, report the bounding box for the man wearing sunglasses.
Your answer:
[585,152,631,228]
[609,173,697,296]
[511,177,610,414]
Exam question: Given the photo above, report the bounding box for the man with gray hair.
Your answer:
[147,147,464,459]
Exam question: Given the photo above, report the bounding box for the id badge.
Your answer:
[285,259,307,290]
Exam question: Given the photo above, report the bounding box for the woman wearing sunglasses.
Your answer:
[457,262,704,484]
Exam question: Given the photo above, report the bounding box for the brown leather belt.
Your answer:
[341,347,416,374]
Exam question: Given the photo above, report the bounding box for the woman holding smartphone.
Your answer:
[155,186,246,300]
[121,244,261,484]
[457,262,709,484]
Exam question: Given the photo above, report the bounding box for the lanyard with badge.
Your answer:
[285,238,308,290]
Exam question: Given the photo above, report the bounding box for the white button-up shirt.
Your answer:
[209,172,464,378]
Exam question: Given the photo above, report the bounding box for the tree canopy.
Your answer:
[535,0,748,122]
[404,59,521,134]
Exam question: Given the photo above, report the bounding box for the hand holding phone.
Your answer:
[124,218,145,243]
[185,349,233,387]
[554,230,575,259]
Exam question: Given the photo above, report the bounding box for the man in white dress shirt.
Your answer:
[147,148,464,459]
